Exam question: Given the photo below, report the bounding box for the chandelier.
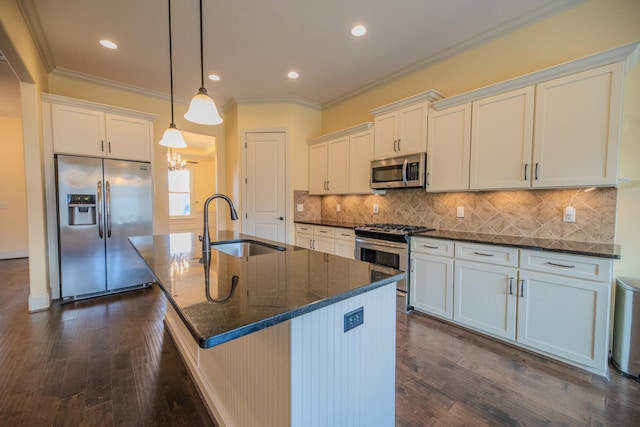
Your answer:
[167,148,187,171]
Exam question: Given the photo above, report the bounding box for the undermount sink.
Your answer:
[211,239,286,257]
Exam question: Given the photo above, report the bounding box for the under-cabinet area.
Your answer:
[410,236,613,376]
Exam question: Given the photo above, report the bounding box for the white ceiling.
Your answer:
[6,0,585,110]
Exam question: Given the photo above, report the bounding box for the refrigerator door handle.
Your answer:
[97,181,104,238]
[106,181,112,238]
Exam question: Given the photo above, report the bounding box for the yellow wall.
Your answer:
[0,115,28,258]
[321,0,640,278]
[225,100,321,241]
[0,0,51,310]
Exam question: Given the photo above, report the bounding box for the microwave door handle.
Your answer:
[402,159,408,186]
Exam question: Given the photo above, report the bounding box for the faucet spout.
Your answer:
[202,194,239,254]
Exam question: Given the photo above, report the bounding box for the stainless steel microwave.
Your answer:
[371,152,426,189]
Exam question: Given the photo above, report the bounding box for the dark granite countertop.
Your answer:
[295,220,620,259]
[294,219,360,229]
[412,230,621,259]
[129,231,404,349]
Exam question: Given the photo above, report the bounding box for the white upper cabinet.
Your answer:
[370,90,443,160]
[49,98,153,162]
[469,87,535,190]
[374,101,428,159]
[308,123,374,195]
[532,62,623,188]
[426,103,471,192]
[348,129,374,194]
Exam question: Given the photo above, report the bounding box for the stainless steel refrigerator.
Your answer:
[56,154,153,298]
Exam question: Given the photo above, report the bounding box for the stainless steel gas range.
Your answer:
[355,223,434,311]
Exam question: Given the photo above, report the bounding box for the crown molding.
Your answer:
[321,0,587,109]
[368,90,443,116]
[230,96,321,110]
[433,41,640,111]
[307,122,374,146]
[17,0,56,72]
[49,68,191,105]
[41,92,158,121]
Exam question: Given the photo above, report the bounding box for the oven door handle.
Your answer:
[355,237,407,251]
[402,158,408,186]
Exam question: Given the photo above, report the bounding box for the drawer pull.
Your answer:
[545,261,576,269]
[340,233,350,237]
[423,245,439,249]
[472,251,495,257]
[318,230,327,234]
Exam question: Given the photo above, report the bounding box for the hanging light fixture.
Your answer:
[184,0,223,125]
[159,0,187,148]
[167,148,187,171]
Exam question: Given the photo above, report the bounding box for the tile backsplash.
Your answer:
[294,188,617,244]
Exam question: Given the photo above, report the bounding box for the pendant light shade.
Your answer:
[159,123,187,148]
[184,88,223,125]
[185,0,223,125]
[159,0,187,148]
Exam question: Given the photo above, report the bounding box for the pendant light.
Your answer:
[184,0,223,125]
[159,0,187,148]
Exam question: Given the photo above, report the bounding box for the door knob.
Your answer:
[276,216,284,220]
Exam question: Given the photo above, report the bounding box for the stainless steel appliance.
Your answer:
[56,154,153,299]
[355,223,434,311]
[371,152,426,189]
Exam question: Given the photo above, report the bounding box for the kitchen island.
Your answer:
[129,231,402,427]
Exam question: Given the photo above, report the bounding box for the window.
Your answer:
[168,169,191,216]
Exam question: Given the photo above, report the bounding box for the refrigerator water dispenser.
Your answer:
[68,194,96,225]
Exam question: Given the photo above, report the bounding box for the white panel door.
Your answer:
[397,101,428,155]
[373,112,398,160]
[348,129,374,194]
[51,104,105,157]
[245,132,286,242]
[327,136,349,194]
[410,253,454,320]
[105,114,150,161]
[470,87,534,190]
[309,142,328,195]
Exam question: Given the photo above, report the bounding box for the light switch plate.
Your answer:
[456,206,464,218]
[296,204,304,212]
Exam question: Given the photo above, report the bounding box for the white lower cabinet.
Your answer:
[454,260,518,340]
[410,237,454,319]
[295,224,355,258]
[410,239,613,375]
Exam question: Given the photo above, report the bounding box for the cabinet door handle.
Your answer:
[545,261,576,269]
[519,279,525,298]
[426,172,430,186]
[508,277,514,295]
[410,259,415,272]
[397,138,401,151]
[101,140,105,153]
[393,139,398,152]
[524,163,528,181]
[534,163,540,180]
[327,181,330,191]
[472,251,494,257]
[108,141,111,153]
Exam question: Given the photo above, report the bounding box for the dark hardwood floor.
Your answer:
[2,257,639,426]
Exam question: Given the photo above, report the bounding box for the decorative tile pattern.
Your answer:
[293,190,322,221]
[295,188,617,244]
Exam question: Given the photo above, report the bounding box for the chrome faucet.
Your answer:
[202,194,239,254]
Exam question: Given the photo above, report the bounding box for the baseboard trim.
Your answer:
[28,292,51,312]
[0,250,28,260]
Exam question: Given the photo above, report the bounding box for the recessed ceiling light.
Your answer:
[99,39,118,49]
[287,71,299,79]
[208,74,221,81]
[350,25,367,37]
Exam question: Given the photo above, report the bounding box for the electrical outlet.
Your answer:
[296,204,304,212]
[336,204,341,212]
[456,206,464,218]
[0,202,8,209]
[373,204,379,214]
[344,307,364,332]
[564,206,576,223]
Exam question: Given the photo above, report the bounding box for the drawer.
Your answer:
[411,237,454,257]
[455,242,519,267]
[314,226,335,238]
[295,224,313,234]
[520,249,613,282]
[334,228,355,241]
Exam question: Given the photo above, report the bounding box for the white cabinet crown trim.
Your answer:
[307,122,373,146]
[433,41,640,111]
[368,89,443,116]
[41,93,158,122]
